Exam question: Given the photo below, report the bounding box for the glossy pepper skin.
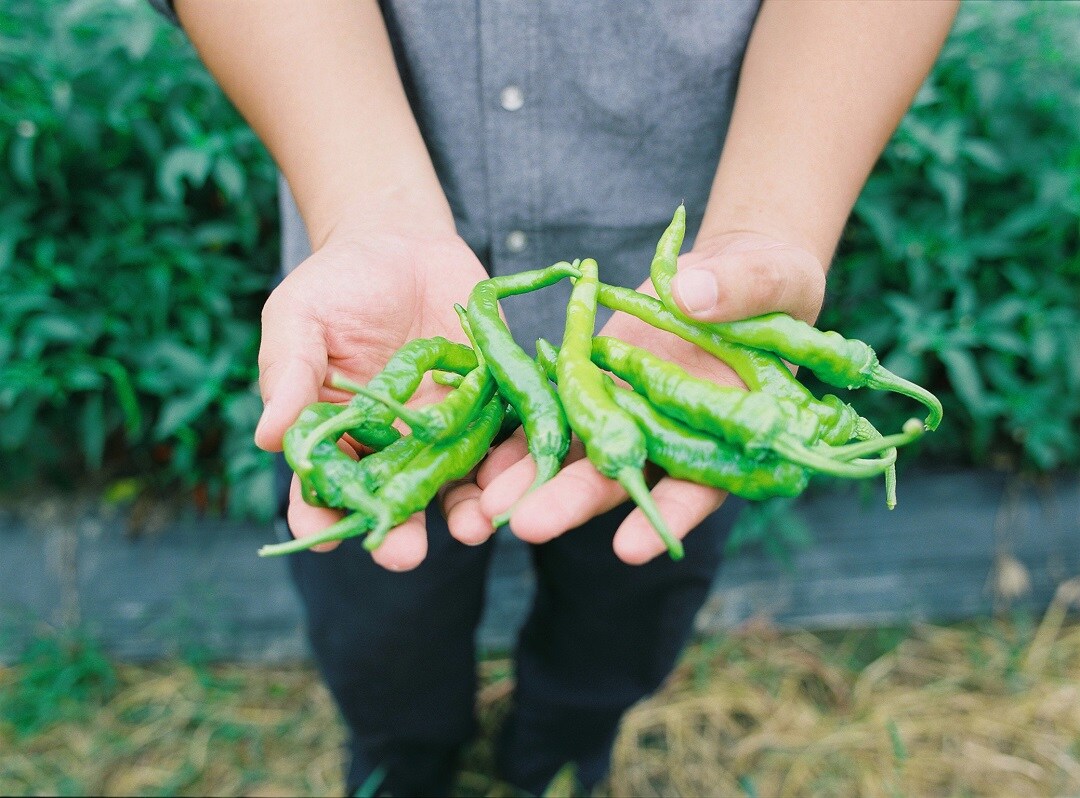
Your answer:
[591,282,860,445]
[465,261,580,521]
[536,339,809,501]
[354,432,428,492]
[590,336,897,480]
[290,337,479,475]
[283,402,388,514]
[333,306,498,445]
[260,394,507,558]
[362,393,508,551]
[650,205,942,430]
[341,337,479,446]
[555,258,682,560]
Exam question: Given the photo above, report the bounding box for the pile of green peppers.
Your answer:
[260,207,941,561]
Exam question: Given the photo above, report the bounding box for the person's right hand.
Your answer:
[254,225,490,571]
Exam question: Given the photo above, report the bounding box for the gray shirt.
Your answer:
[157,0,762,348]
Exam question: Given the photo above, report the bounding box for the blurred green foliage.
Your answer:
[0,629,116,737]
[822,0,1080,472]
[0,1,1077,524]
[0,0,278,517]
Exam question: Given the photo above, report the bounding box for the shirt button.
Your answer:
[499,85,525,111]
[505,230,528,253]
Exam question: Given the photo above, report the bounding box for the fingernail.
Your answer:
[673,269,718,316]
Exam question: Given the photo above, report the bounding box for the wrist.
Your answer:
[306,177,457,251]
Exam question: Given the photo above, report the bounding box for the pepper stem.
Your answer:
[492,453,562,528]
[258,511,374,557]
[331,374,434,436]
[851,417,899,509]
[295,408,362,475]
[771,438,896,479]
[363,520,392,552]
[824,418,925,461]
[866,367,944,430]
[617,467,684,561]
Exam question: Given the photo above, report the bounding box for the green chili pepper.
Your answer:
[354,432,429,492]
[257,508,379,559]
[591,336,916,480]
[650,205,942,429]
[466,261,581,524]
[429,369,523,443]
[291,337,478,474]
[536,338,809,501]
[329,307,497,444]
[591,281,860,445]
[260,395,507,558]
[431,371,464,388]
[283,402,390,512]
[554,258,683,559]
[364,394,508,551]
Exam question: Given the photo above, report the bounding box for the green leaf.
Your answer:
[0,393,42,450]
[153,387,214,440]
[120,15,156,60]
[961,139,1007,173]
[158,147,212,201]
[939,348,989,418]
[79,392,106,469]
[1030,327,1057,374]
[212,157,246,202]
[9,135,35,188]
[927,164,965,219]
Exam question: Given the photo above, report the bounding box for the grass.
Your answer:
[4,584,1080,797]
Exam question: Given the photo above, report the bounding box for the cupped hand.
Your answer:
[460,231,827,564]
[255,226,489,570]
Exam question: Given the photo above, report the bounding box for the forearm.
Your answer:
[700,0,959,266]
[175,0,453,247]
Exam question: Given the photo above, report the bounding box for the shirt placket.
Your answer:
[477,1,542,276]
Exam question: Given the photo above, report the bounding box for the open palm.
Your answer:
[255,230,489,570]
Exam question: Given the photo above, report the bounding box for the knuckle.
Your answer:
[747,257,786,310]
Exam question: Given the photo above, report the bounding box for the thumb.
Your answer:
[254,309,328,452]
[670,239,826,324]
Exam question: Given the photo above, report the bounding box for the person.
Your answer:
[159,1,958,793]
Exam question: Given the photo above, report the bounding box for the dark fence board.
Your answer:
[1,468,1077,662]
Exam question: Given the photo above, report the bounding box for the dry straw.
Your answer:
[608,580,1080,798]
[4,588,1080,797]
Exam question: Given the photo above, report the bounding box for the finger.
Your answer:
[478,453,536,524]
[505,457,629,544]
[475,431,530,489]
[612,477,726,565]
[478,438,587,523]
[255,294,328,452]
[254,334,326,455]
[442,481,496,546]
[369,512,429,572]
[286,474,345,553]
[672,242,825,324]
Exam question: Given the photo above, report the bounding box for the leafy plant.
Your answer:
[0,0,1076,532]
[0,0,279,517]
[821,0,1080,472]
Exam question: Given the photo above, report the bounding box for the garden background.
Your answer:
[2,0,1079,795]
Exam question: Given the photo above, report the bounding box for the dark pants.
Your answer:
[278,459,732,796]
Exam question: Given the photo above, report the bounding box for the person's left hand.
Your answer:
[444,230,826,564]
